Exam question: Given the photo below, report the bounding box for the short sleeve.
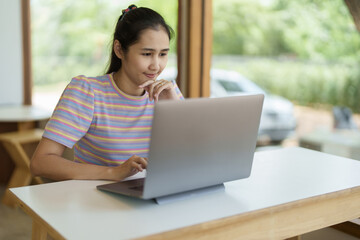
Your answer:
[43,76,95,148]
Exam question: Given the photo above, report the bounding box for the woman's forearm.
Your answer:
[30,137,128,181]
[31,153,118,181]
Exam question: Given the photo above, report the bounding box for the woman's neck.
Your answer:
[112,71,145,96]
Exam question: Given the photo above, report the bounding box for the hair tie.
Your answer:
[120,4,137,20]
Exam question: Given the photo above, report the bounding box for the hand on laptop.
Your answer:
[113,155,148,180]
[139,79,179,102]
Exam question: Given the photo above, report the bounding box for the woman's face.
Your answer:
[117,27,170,87]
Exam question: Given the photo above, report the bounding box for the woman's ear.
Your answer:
[114,40,123,59]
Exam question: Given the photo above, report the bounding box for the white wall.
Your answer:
[0,0,23,105]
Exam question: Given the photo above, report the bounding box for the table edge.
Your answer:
[139,185,360,240]
[9,190,66,240]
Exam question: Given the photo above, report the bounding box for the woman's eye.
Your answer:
[142,53,151,56]
[160,53,168,57]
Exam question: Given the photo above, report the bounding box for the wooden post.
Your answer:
[177,0,212,98]
[21,0,32,105]
[344,0,360,32]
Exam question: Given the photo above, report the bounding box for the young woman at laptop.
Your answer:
[30,5,183,181]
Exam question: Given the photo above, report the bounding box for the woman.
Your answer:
[30,5,183,181]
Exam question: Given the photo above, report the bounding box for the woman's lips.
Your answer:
[145,73,156,79]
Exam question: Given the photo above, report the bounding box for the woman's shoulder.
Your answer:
[71,74,109,84]
[69,74,112,88]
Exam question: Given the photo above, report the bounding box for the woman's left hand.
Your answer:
[139,79,178,102]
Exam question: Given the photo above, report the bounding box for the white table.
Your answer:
[0,105,51,123]
[10,147,360,240]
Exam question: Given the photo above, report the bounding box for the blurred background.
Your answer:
[31,0,360,147]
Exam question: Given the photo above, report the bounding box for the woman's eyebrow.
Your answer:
[141,48,170,52]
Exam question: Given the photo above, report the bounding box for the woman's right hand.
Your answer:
[31,137,148,181]
[112,155,148,180]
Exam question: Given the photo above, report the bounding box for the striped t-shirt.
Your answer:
[43,73,183,166]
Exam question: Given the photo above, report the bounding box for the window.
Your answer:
[211,0,360,144]
[31,0,178,110]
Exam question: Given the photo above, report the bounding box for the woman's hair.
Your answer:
[105,5,174,74]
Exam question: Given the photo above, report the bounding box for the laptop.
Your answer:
[97,94,264,204]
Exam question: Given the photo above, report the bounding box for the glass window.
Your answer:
[31,0,178,111]
[211,0,360,145]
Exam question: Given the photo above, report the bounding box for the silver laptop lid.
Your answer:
[143,94,264,199]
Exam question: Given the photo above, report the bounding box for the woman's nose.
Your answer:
[149,56,160,71]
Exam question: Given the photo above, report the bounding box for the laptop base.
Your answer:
[154,183,225,205]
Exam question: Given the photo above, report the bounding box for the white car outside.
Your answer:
[159,67,296,142]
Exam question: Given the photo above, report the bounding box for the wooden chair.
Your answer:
[0,129,44,207]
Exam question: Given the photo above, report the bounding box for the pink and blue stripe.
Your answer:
[43,74,183,166]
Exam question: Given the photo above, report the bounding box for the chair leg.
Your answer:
[33,176,44,184]
[3,141,43,183]
[2,168,32,207]
[32,219,48,240]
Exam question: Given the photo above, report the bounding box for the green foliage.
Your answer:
[213,0,360,61]
[136,0,178,52]
[211,0,360,112]
[213,0,290,56]
[32,0,360,112]
[31,0,126,81]
[31,0,177,85]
